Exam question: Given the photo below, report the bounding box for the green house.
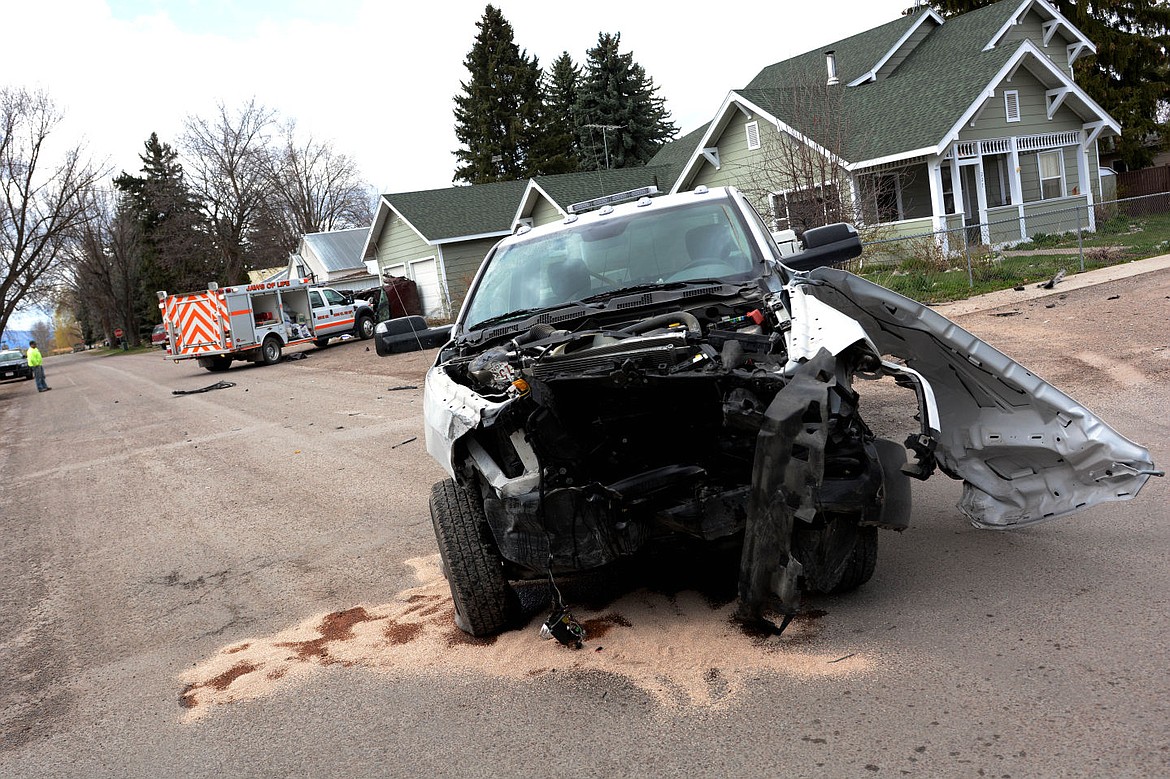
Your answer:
[669,0,1119,249]
[361,180,529,318]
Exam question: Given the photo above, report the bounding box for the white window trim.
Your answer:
[1037,149,1066,200]
[745,121,761,151]
[1004,90,1021,123]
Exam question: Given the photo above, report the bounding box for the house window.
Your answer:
[745,121,761,150]
[1004,90,1020,123]
[873,175,903,222]
[772,182,842,234]
[941,165,955,214]
[1037,149,1064,199]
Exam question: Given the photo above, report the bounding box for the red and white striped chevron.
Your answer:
[165,292,228,355]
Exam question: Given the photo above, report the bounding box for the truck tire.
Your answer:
[314,337,331,349]
[356,314,375,340]
[429,478,519,637]
[826,525,878,594]
[205,356,231,372]
[260,336,282,365]
[792,513,878,595]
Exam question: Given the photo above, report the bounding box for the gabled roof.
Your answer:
[299,227,370,273]
[386,179,529,243]
[746,11,926,92]
[983,0,1095,60]
[363,178,530,260]
[646,124,710,182]
[672,0,1116,186]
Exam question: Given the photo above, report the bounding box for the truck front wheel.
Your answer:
[260,337,282,365]
[429,478,519,637]
[356,314,375,340]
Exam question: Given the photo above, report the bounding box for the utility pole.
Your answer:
[584,124,621,169]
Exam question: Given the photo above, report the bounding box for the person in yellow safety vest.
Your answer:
[27,340,50,392]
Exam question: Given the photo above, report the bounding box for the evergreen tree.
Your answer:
[452,5,545,184]
[529,52,582,175]
[935,1,1170,169]
[114,133,217,319]
[574,33,678,171]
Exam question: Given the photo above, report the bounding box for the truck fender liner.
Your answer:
[735,348,836,627]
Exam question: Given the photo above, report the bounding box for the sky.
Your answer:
[2,0,911,328]
[1,0,914,192]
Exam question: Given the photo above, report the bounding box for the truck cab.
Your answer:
[309,287,376,346]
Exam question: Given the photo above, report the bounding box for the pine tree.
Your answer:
[574,33,678,171]
[114,133,216,316]
[528,52,582,175]
[452,5,545,184]
[935,1,1170,169]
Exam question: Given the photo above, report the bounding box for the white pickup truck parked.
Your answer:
[158,278,375,371]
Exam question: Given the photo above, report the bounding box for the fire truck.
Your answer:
[157,278,376,371]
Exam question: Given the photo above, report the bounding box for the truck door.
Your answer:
[170,291,229,355]
[224,291,257,347]
[310,288,355,337]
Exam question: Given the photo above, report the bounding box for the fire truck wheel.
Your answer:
[356,314,375,340]
[429,478,519,637]
[205,356,231,372]
[260,337,282,365]
[314,338,331,349]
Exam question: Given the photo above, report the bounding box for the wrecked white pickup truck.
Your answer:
[423,185,1160,637]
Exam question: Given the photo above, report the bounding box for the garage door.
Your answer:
[410,258,442,317]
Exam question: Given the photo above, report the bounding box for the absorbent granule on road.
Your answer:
[178,556,873,721]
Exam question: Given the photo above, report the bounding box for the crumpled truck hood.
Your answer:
[801,266,1159,529]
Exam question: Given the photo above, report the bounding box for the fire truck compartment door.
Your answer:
[225,291,257,346]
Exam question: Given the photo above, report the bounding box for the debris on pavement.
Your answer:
[172,381,236,395]
[1038,269,1066,289]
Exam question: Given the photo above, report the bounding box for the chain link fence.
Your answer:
[843,191,1170,303]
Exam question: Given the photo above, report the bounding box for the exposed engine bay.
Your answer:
[428,287,922,625]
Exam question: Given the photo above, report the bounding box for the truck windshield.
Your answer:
[463,199,762,330]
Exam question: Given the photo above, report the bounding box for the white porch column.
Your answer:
[950,155,965,224]
[974,152,990,245]
[848,173,863,226]
[927,157,948,254]
[1077,136,1096,231]
[1008,136,1025,241]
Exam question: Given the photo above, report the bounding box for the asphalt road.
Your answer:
[1,267,1167,778]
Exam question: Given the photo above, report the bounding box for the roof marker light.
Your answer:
[567,186,660,214]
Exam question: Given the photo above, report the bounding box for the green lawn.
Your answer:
[850,211,1170,303]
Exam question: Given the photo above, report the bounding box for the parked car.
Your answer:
[422,185,1160,638]
[151,324,167,349]
[0,348,32,381]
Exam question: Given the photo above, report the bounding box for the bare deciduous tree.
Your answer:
[737,67,853,235]
[1,87,104,337]
[267,120,375,247]
[68,188,147,346]
[181,99,276,285]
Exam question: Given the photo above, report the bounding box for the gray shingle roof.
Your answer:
[740,0,1031,166]
[646,124,711,181]
[532,166,671,209]
[384,179,530,241]
[301,227,370,273]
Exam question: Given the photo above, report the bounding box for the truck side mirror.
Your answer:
[783,222,863,271]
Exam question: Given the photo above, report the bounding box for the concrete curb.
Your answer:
[928,252,1170,317]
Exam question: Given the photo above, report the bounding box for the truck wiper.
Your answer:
[467,308,545,331]
[580,279,743,305]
